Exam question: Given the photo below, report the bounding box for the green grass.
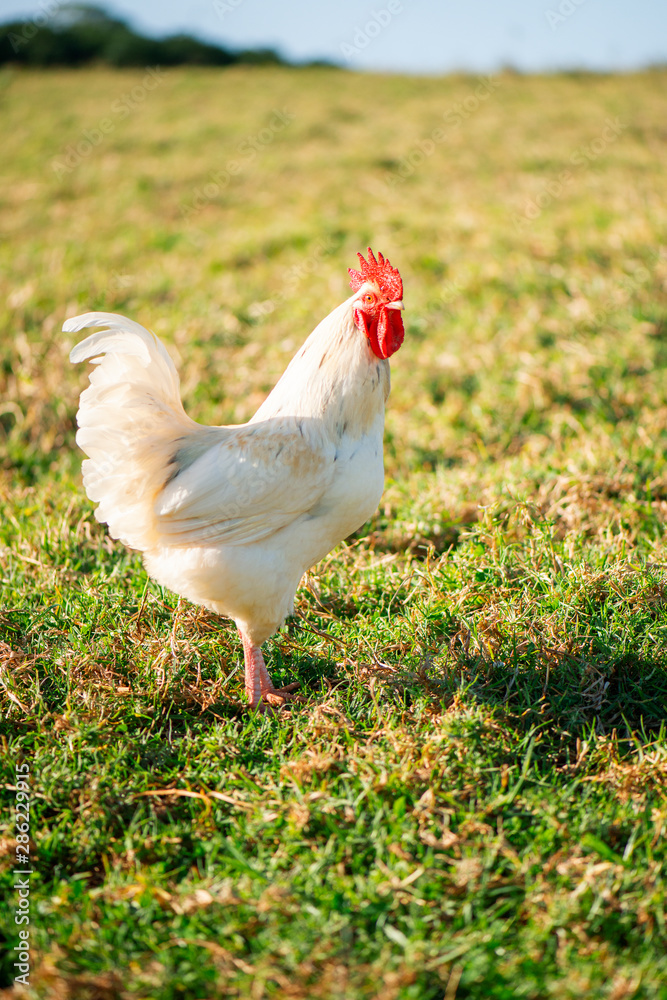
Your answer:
[1,65,667,998]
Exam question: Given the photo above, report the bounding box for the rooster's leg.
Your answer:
[240,630,299,709]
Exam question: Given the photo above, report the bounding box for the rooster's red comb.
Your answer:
[349,247,403,301]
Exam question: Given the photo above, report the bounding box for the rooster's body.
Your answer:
[67,249,404,707]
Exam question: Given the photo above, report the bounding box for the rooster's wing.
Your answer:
[155,417,336,547]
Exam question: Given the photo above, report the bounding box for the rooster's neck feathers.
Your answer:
[250,298,389,439]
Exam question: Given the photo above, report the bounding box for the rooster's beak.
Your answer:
[385,300,404,310]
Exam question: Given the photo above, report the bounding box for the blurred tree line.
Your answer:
[0,3,306,68]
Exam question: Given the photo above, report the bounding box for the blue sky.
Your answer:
[2,0,666,74]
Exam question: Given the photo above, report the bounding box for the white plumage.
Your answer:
[67,249,404,707]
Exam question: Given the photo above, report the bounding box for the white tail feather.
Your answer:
[67,312,198,551]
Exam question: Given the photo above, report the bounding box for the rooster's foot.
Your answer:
[251,681,301,712]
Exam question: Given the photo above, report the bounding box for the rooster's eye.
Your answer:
[363,293,375,305]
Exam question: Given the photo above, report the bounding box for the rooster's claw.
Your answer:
[251,681,301,712]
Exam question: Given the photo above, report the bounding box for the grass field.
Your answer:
[1,64,667,999]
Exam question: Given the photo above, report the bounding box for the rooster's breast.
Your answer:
[296,412,385,568]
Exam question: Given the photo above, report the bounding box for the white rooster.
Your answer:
[66,248,405,708]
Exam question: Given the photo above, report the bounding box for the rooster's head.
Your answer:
[349,248,404,360]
